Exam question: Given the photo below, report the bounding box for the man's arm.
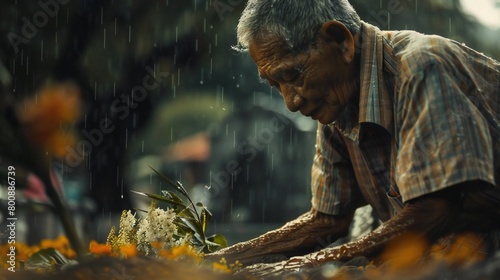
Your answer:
[285,185,463,268]
[206,208,355,265]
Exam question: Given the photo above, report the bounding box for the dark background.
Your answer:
[0,0,499,245]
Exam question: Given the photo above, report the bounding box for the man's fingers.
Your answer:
[284,256,307,271]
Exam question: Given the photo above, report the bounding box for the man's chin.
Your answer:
[317,118,334,125]
[315,112,337,125]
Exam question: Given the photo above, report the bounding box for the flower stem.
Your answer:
[40,171,87,260]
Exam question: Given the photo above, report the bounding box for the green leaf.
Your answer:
[174,218,194,234]
[205,234,228,252]
[199,206,213,234]
[133,208,148,214]
[149,166,190,198]
[25,248,70,270]
[149,166,201,223]
[165,191,198,219]
[130,190,185,208]
[179,217,205,242]
[163,191,185,205]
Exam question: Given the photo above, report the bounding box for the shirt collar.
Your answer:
[333,22,397,141]
[359,22,397,135]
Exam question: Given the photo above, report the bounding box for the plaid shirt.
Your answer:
[311,22,500,224]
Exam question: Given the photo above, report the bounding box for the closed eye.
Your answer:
[282,71,299,83]
[280,67,303,83]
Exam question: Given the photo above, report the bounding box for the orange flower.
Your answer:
[151,241,163,249]
[430,233,486,266]
[38,236,76,259]
[14,242,38,262]
[212,261,231,273]
[89,241,112,256]
[16,82,81,158]
[158,244,202,262]
[171,244,202,262]
[119,244,138,258]
[379,232,429,272]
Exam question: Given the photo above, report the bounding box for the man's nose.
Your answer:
[282,87,305,112]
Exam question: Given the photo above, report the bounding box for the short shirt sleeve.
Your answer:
[311,123,365,215]
[396,63,495,202]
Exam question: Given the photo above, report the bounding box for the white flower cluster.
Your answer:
[121,210,136,233]
[136,206,178,253]
[117,210,136,245]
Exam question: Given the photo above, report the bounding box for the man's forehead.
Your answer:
[249,34,291,57]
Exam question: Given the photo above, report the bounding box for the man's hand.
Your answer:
[205,208,354,265]
[233,183,500,278]
[269,187,463,272]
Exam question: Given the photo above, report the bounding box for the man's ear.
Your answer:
[319,20,355,63]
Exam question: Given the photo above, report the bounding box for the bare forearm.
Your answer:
[299,188,461,264]
[206,209,354,265]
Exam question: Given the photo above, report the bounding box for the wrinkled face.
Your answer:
[249,34,358,124]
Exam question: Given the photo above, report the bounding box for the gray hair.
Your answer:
[236,0,361,52]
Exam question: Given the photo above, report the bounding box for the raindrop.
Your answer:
[233,130,236,148]
[128,25,131,43]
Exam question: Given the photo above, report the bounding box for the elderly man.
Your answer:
[207,0,500,270]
